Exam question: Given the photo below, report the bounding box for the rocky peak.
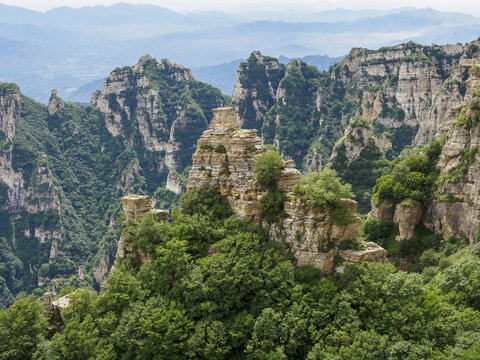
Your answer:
[187,107,386,274]
[209,107,240,130]
[132,55,195,82]
[47,88,65,117]
[91,54,226,178]
[0,82,21,142]
[135,54,154,67]
[232,51,286,131]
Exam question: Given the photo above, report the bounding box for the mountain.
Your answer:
[192,59,244,96]
[192,54,344,96]
[232,39,480,211]
[4,68,480,359]
[63,78,105,104]
[0,56,228,307]
[0,4,479,102]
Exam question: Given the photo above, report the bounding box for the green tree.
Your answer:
[0,295,46,359]
[259,189,288,225]
[179,186,233,221]
[293,168,354,224]
[255,150,285,188]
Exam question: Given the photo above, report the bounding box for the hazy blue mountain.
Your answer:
[62,78,105,104]
[0,3,479,102]
[192,59,243,96]
[279,55,346,69]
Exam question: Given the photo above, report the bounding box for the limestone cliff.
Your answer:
[232,40,480,173]
[422,71,480,242]
[0,84,64,295]
[92,54,227,173]
[371,64,480,243]
[187,107,386,274]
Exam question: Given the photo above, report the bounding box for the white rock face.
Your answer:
[423,81,480,242]
[166,170,185,195]
[47,89,65,116]
[371,69,480,243]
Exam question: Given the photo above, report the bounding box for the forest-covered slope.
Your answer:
[0,57,227,308]
[3,185,480,359]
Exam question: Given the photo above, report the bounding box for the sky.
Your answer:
[2,0,480,15]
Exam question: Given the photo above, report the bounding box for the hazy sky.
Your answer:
[2,0,480,15]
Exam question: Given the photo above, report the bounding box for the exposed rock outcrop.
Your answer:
[232,41,480,173]
[393,202,423,240]
[188,107,386,274]
[47,89,65,117]
[166,170,186,195]
[116,195,169,263]
[92,54,225,173]
[371,66,480,243]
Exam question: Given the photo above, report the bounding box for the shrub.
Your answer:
[254,150,285,188]
[259,189,288,225]
[362,218,399,254]
[179,186,233,221]
[363,218,396,243]
[349,117,371,129]
[293,168,354,225]
[199,143,214,151]
[214,144,227,154]
[373,175,395,204]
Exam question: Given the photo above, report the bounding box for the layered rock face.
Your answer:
[116,195,168,263]
[423,77,480,242]
[232,41,480,174]
[188,107,386,274]
[92,54,227,178]
[371,67,480,243]
[336,43,465,135]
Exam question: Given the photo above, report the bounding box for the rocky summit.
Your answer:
[187,107,386,274]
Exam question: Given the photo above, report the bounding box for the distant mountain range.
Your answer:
[0,3,479,102]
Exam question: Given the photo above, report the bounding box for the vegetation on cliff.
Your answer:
[372,139,443,207]
[294,168,355,225]
[329,117,390,213]
[255,150,288,227]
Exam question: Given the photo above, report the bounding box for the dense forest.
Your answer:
[2,181,480,359]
